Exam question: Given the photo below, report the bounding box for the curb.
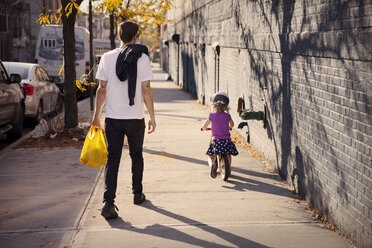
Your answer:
[0,97,92,160]
[0,130,34,160]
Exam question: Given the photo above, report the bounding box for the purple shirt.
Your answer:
[209,112,231,140]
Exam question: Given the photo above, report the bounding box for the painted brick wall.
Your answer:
[160,1,372,247]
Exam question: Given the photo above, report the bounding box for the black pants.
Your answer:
[104,118,145,204]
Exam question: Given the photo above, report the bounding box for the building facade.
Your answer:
[0,0,32,61]
[161,1,372,248]
[0,0,60,62]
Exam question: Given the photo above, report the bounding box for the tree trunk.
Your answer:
[109,13,116,49]
[61,0,83,129]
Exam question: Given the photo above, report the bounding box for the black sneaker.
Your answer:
[101,202,119,219]
[210,162,217,178]
[133,193,146,205]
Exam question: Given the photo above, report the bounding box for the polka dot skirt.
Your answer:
[206,139,239,156]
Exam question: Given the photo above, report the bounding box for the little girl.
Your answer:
[202,92,239,178]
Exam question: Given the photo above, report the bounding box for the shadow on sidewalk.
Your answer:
[106,201,270,248]
[152,87,194,103]
[143,148,207,166]
[142,148,292,198]
[223,167,293,198]
[224,174,293,198]
[155,112,205,121]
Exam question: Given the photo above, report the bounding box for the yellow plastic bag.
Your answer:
[80,126,107,168]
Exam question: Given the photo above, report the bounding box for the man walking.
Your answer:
[92,21,156,219]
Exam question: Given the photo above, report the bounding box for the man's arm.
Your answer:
[92,80,107,127]
[142,80,156,134]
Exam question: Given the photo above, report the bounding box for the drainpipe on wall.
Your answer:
[172,34,180,85]
[212,42,220,92]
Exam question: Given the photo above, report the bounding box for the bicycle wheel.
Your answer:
[218,154,230,181]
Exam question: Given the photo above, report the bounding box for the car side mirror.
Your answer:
[50,76,61,83]
[10,74,21,84]
[95,56,101,65]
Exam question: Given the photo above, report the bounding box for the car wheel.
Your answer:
[56,95,63,113]
[36,101,44,124]
[7,104,24,141]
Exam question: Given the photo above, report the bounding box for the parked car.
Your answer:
[2,62,62,123]
[0,61,25,141]
[51,74,97,101]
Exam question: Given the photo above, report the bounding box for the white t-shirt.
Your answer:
[96,48,153,119]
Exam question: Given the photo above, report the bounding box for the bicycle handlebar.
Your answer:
[201,128,232,131]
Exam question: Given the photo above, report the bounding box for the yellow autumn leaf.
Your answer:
[64,2,72,13]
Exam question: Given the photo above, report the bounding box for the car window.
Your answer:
[0,71,6,84]
[39,67,51,81]
[0,63,9,84]
[34,67,49,81]
[4,66,29,79]
[0,69,6,84]
[34,67,43,81]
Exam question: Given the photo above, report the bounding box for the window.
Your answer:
[0,65,7,84]
[5,66,29,79]
[0,16,6,32]
[39,67,50,81]
[34,67,43,81]
[34,67,50,81]
[42,38,57,48]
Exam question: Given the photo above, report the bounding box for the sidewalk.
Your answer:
[0,64,349,248]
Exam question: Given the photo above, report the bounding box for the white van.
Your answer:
[35,24,92,82]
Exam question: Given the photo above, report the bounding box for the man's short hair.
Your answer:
[118,21,139,44]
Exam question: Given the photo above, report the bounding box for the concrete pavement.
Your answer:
[0,64,350,248]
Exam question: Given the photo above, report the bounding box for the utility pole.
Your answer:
[89,0,94,111]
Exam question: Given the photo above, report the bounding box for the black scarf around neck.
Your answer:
[116,44,149,106]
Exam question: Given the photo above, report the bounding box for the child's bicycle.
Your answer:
[201,128,231,181]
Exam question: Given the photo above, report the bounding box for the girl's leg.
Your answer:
[227,154,232,173]
[227,154,232,165]
[208,155,216,167]
[208,155,217,178]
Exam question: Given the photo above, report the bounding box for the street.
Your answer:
[0,119,35,151]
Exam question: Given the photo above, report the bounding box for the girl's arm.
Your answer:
[229,119,234,129]
[202,119,211,130]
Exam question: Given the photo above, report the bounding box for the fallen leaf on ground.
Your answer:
[15,127,87,149]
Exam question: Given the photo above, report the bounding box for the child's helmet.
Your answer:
[212,92,229,105]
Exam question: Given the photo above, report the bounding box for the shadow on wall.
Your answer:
[234,0,370,223]
[161,1,370,246]
[172,1,209,101]
[181,43,197,99]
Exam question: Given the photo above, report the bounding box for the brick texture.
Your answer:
[160,1,372,247]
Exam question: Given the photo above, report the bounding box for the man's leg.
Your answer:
[104,118,125,205]
[126,119,145,198]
